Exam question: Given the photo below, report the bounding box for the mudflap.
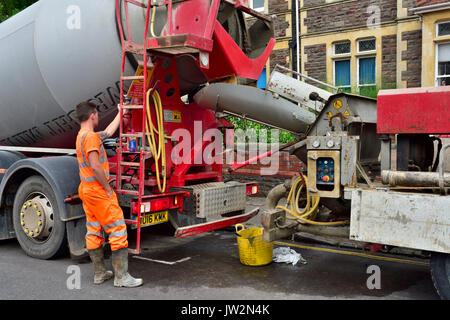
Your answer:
[173,208,259,238]
[66,217,88,260]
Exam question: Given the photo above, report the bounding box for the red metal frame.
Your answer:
[175,208,259,238]
[206,21,275,80]
[115,0,157,254]
[378,86,450,134]
[114,0,275,253]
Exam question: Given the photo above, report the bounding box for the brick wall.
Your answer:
[304,0,397,33]
[269,0,289,13]
[403,0,417,15]
[304,43,326,82]
[381,34,397,88]
[302,0,326,8]
[270,48,291,72]
[401,30,422,88]
[222,151,304,195]
[273,14,290,38]
[265,0,292,72]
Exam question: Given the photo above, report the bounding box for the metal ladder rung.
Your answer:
[120,161,141,167]
[117,189,139,196]
[122,133,144,138]
[121,105,144,110]
[125,47,147,55]
[121,76,145,81]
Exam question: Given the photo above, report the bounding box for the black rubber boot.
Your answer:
[88,247,113,285]
[111,248,143,288]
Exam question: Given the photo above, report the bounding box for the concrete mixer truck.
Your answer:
[0,0,449,300]
[0,0,287,259]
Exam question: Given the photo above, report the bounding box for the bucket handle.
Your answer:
[236,224,256,247]
[235,224,245,235]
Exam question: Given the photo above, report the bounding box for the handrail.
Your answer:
[274,64,339,93]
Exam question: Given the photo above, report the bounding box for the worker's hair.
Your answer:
[75,102,97,122]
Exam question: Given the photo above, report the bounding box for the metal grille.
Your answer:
[358,39,376,52]
[187,182,247,218]
[334,42,350,55]
[438,22,450,37]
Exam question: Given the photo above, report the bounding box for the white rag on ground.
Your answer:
[273,247,307,266]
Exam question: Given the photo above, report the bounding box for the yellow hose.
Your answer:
[150,4,157,38]
[145,89,166,193]
[277,175,348,226]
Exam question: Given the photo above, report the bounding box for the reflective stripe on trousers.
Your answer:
[85,220,127,243]
[79,183,128,251]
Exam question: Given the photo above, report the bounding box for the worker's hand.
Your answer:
[106,186,114,198]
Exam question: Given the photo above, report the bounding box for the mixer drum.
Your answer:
[0,0,272,148]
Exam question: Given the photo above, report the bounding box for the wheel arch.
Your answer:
[0,156,84,223]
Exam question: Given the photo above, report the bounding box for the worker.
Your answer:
[75,101,143,288]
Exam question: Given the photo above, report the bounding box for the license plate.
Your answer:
[131,211,168,229]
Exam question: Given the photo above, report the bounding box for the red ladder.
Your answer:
[115,0,154,255]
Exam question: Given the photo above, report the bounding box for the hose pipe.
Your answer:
[276,174,348,226]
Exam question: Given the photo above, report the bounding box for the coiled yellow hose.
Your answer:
[145,88,166,193]
[276,175,348,226]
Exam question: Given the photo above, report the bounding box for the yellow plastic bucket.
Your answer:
[235,224,274,266]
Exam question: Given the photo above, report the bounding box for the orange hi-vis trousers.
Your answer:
[78,182,128,251]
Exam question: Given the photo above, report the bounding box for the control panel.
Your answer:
[316,157,335,188]
[307,150,341,198]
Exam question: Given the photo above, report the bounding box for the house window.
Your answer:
[358,39,376,53]
[334,41,351,55]
[437,21,450,37]
[334,59,351,92]
[358,56,376,95]
[436,42,450,86]
[250,0,264,12]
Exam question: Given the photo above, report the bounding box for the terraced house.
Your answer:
[254,0,450,93]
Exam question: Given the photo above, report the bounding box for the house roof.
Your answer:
[415,0,450,8]
[410,0,450,13]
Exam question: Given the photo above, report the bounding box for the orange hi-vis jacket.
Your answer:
[76,129,128,251]
[76,129,110,184]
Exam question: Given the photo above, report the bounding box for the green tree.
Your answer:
[0,0,38,23]
[225,115,296,144]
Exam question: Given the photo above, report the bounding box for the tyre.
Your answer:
[12,175,67,259]
[430,252,450,300]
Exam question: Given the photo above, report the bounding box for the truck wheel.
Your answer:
[12,175,67,259]
[430,252,450,300]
